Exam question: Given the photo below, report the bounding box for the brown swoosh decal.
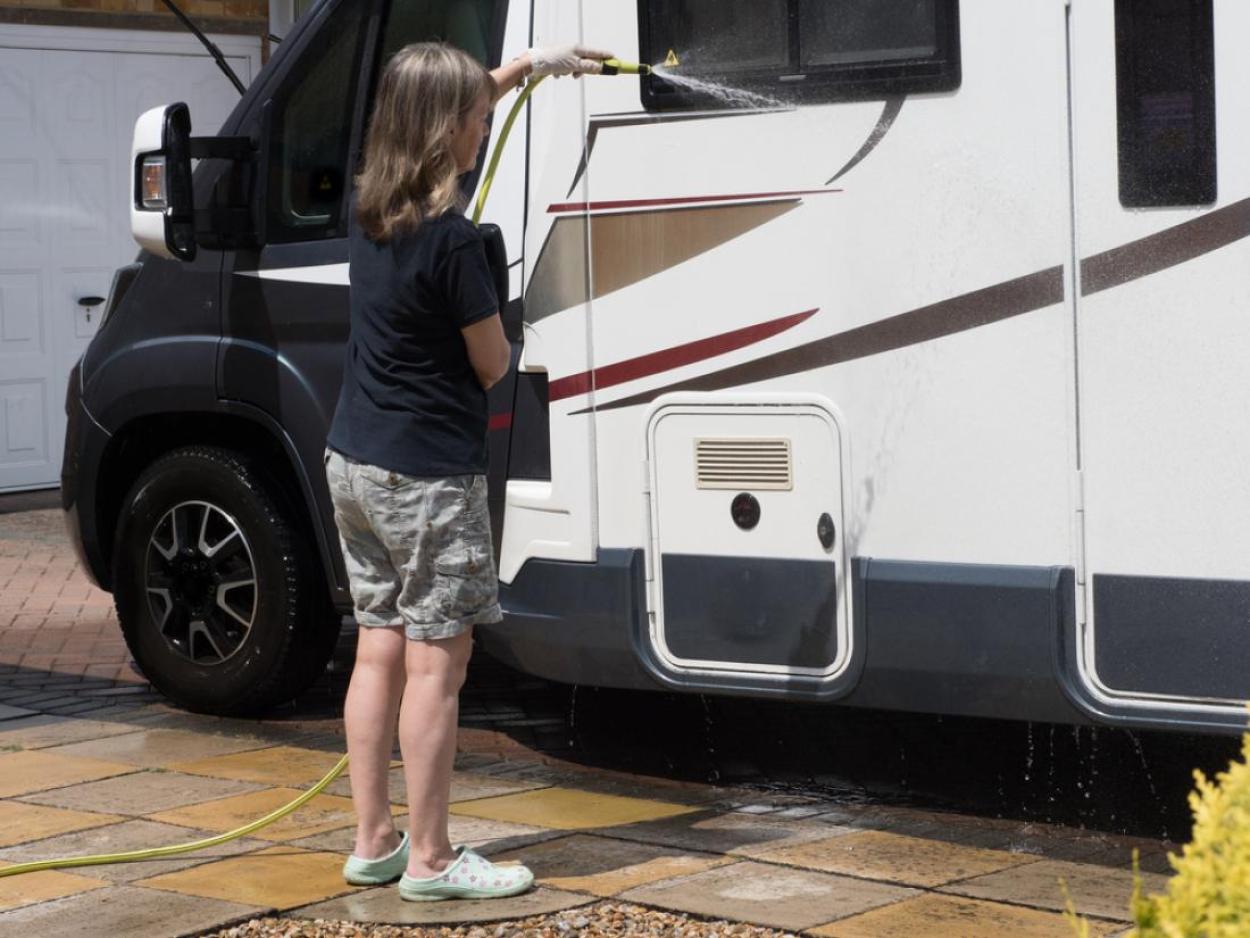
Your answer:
[525,200,805,324]
[1081,196,1250,296]
[826,96,905,185]
[578,267,1064,414]
[549,309,817,403]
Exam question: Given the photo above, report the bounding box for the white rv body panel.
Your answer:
[506,0,1075,573]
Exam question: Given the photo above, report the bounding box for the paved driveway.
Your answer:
[0,498,1164,936]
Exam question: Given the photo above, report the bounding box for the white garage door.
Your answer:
[0,25,261,492]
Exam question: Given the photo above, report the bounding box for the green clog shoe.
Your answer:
[342,831,409,885]
[398,846,534,901]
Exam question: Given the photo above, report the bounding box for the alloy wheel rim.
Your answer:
[144,500,257,664]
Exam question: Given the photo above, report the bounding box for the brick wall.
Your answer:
[0,0,268,36]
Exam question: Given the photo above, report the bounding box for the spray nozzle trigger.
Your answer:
[600,57,651,76]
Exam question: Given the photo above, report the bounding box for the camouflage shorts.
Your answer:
[324,449,502,641]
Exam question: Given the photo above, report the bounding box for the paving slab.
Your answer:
[148,788,373,842]
[0,801,123,847]
[47,728,270,768]
[808,892,1120,937]
[494,833,733,897]
[0,749,136,798]
[17,769,266,815]
[0,864,108,912]
[752,829,1039,888]
[294,884,594,926]
[0,818,271,883]
[167,744,346,785]
[0,715,141,755]
[137,844,351,909]
[619,860,916,932]
[451,786,700,831]
[940,858,1170,922]
[599,807,848,856]
[0,883,262,938]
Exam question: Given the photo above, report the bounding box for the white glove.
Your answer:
[526,44,613,78]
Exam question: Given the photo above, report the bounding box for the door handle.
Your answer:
[77,296,105,308]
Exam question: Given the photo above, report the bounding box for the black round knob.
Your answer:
[817,512,836,551]
[731,493,760,530]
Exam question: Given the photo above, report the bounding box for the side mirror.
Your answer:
[131,102,196,261]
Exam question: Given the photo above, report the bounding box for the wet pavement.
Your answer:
[0,490,1233,935]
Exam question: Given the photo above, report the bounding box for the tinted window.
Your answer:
[1115,0,1215,207]
[380,0,507,67]
[266,1,369,242]
[641,0,960,109]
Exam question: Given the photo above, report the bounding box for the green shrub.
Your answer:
[1067,728,1250,937]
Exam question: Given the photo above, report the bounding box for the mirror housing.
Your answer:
[131,102,196,261]
[478,223,509,316]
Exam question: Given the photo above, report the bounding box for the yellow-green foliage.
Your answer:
[1131,729,1250,937]
[1070,729,1250,937]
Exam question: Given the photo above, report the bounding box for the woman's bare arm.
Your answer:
[461,313,510,390]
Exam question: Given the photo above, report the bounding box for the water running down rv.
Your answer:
[158,0,247,95]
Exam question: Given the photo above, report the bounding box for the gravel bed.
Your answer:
[203,902,800,938]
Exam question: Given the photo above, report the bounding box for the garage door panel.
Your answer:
[55,159,114,245]
[0,379,50,482]
[0,49,36,123]
[0,269,43,353]
[0,31,259,492]
[0,160,41,246]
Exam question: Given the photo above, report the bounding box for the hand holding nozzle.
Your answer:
[525,44,615,77]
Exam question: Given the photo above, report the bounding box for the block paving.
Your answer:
[0,499,1174,935]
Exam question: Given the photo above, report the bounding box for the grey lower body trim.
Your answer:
[486,550,1245,732]
[1092,573,1250,702]
[661,553,839,669]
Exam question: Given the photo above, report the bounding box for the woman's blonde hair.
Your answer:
[355,42,495,242]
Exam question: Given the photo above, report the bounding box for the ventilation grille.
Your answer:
[695,438,793,491]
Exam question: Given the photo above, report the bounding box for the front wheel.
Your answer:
[113,445,339,715]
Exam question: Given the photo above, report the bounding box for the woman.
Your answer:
[324,41,610,902]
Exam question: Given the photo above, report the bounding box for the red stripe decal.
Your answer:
[488,412,512,432]
[548,308,817,403]
[548,190,840,214]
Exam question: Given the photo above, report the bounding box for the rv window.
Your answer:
[379,0,507,68]
[1114,0,1215,207]
[265,0,369,242]
[640,0,959,109]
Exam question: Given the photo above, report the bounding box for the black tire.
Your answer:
[113,445,340,715]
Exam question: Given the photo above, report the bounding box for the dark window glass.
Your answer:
[640,0,959,109]
[1115,0,1215,207]
[373,0,509,194]
[266,1,369,242]
[379,0,508,69]
[799,0,937,68]
[646,0,789,75]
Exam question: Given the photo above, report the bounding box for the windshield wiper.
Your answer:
[160,0,247,96]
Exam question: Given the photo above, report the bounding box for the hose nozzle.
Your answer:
[600,57,651,76]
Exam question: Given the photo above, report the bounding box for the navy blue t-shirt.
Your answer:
[327,209,499,477]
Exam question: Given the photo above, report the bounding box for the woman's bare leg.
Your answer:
[344,624,407,859]
[399,628,474,877]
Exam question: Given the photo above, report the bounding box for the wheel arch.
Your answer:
[94,404,346,605]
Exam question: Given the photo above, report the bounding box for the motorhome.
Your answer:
[62,0,1250,734]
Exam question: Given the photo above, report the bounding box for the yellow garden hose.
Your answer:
[472,75,544,224]
[0,754,349,878]
[1,61,645,881]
